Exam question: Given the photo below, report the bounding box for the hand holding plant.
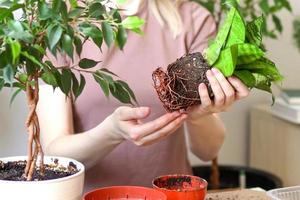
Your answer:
[153,1,282,112]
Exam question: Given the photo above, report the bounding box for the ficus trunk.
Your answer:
[24,75,44,181]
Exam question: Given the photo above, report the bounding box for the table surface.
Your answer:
[205,189,270,200]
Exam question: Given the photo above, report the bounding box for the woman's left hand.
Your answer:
[187,67,250,119]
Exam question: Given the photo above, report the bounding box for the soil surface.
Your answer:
[154,175,205,191]
[0,158,78,181]
[152,52,213,112]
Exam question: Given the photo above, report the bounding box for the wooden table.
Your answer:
[206,189,271,200]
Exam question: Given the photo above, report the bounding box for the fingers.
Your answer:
[228,76,250,100]
[206,69,225,106]
[211,68,235,106]
[131,111,181,140]
[116,106,150,121]
[134,114,188,146]
[198,83,212,109]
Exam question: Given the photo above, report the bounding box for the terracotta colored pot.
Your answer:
[83,186,167,200]
[152,174,207,200]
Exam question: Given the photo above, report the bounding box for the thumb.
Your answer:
[116,106,151,121]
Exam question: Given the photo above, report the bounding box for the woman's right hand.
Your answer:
[107,106,187,146]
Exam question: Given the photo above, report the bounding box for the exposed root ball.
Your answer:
[152,52,213,112]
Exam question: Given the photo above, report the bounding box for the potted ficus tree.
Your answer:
[0,0,143,199]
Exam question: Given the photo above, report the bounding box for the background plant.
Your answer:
[0,0,143,181]
[193,0,292,39]
[293,18,300,51]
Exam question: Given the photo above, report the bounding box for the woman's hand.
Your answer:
[187,67,250,119]
[107,106,187,146]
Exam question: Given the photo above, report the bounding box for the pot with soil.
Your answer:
[152,174,207,200]
[83,186,167,200]
[0,156,84,200]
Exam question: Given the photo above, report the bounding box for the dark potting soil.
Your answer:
[154,175,204,191]
[0,159,78,181]
[152,52,214,112]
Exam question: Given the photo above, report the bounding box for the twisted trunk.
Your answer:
[24,75,44,181]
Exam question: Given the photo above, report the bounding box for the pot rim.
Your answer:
[0,155,85,184]
[152,174,208,192]
[83,185,167,199]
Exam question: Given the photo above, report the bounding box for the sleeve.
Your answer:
[185,3,217,54]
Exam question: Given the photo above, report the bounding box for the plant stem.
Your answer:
[24,74,44,181]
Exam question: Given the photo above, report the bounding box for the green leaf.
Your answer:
[38,2,53,20]
[102,22,114,47]
[259,0,270,14]
[19,74,28,83]
[42,71,57,87]
[205,8,236,65]
[69,0,78,8]
[3,65,14,85]
[0,78,4,91]
[47,24,63,50]
[68,8,82,19]
[77,74,86,99]
[9,88,22,107]
[246,16,264,47]
[110,82,131,104]
[0,8,11,21]
[253,73,272,93]
[116,80,137,104]
[7,21,34,43]
[122,16,145,30]
[21,51,44,69]
[52,0,62,12]
[89,2,105,18]
[224,9,245,48]
[233,70,256,88]
[237,57,283,82]
[79,58,98,69]
[214,45,238,77]
[60,1,68,21]
[100,68,119,77]
[237,43,264,65]
[62,34,74,58]
[61,69,72,94]
[117,25,127,50]
[9,39,21,64]
[79,23,103,50]
[93,72,110,97]
[74,36,82,56]
[272,14,283,33]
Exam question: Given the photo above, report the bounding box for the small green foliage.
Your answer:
[205,1,283,100]
[293,18,300,52]
[0,0,145,105]
[193,0,292,39]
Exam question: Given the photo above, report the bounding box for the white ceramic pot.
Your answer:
[0,156,85,200]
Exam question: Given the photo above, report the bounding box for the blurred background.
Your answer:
[1,0,300,190]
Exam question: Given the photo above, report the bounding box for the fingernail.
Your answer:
[211,68,219,75]
[138,107,149,116]
[199,83,206,89]
[206,70,212,77]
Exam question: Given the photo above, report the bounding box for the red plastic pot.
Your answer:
[152,174,207,200]
[83,186,167,200]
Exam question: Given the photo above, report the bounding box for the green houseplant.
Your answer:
[0,0,143,198]
[190,0,293,190]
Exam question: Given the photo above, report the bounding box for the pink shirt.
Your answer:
[72,1,216,191]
